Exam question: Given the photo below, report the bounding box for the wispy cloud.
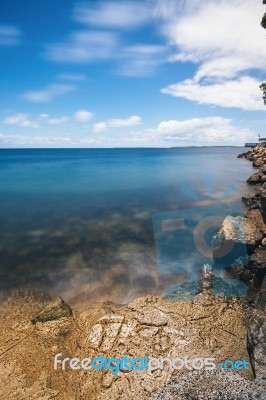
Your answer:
[0,25,21,46]
[22,84,75,103]
[73,1,152,29]
[43,1,167,76]
[3,110,93,129]
[93,115,141,132]
[119,44,166,76]
[4,114,40,129]
[44,31,118,63]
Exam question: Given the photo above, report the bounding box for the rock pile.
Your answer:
[228,147,266,379]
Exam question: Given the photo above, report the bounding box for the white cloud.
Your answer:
[160,0,266,78]
[73,1,151,29]
[149,116,255,145]
[93,115,141,132]
[156,0,266,111]
[74,110,93,122]
[22,84,75,103]
[44,31,118,63]
[93,122,107,133]
[4,114,40,129]
[109,115,141,128]
[161,76,265,111]
[0,25,21,46]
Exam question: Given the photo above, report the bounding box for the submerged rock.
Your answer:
[164,277,244,302]
[164,281,200,302]
[31,296,73,324]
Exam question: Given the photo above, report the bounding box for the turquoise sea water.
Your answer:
[0,148,254,303]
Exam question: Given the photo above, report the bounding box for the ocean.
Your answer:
[0,147,254,303]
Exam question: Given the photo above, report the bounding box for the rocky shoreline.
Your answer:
[238,146,266,380]
[1,147,266,400]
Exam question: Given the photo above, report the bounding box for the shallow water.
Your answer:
[0,147,254,303]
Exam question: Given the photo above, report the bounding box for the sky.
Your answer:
[0,0,266,148]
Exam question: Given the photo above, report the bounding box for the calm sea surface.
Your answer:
[0,147,254,303]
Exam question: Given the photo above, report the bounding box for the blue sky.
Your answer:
[0,0,266,147]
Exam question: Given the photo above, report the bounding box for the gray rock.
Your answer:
[248,310,266,378]
[150,369,266,400]
[31,296,73,324]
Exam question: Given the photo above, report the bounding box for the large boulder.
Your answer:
[247,173,266,185]
[245,209,266,233]
[213,216,263,256]
[253,158,264,168]
[85,295,252,398]
[260,164,266,174]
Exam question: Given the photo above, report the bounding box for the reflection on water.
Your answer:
[0,148,255,304]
